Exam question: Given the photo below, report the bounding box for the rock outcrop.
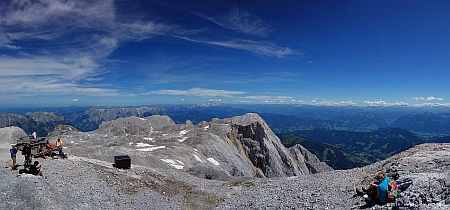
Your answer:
[224,113,332,177]
[48,113,332,179]
[62,106,167,131]
[0,126,27,144]
[379,143,450,207]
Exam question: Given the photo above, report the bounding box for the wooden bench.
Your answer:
[16,136,47,155]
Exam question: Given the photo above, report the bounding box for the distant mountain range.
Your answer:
[1,104,450,170]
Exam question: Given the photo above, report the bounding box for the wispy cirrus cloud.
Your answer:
[194,6,272,37]
[0,0,176,98]
[174,36,294,58]
[150,88,246,98]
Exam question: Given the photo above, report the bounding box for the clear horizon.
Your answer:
[1,0,449,108]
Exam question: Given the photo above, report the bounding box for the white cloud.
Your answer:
[0,0,299,105]
[195,6,272,37]
[151,88,246,98]
[411,96,444,101]
[363,100,409,106]
[0,56,98,80]
[0,0,174,99]
[174,36,295,58]
[303,99,357,106]
[413,103,450,108]
[72,98,79,102]
[234,98,357,106]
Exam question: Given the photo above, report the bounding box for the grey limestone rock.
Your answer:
[0,126,27,144]
[1,115,450,209]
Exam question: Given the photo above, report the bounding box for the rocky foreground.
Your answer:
[1,143,449,209]
[0,114,449,209]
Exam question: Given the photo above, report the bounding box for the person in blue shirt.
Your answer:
[10,144,18,170]
[376,175,389,204]
[356,171,391,205]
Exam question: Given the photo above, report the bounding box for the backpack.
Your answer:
[19,168,28,174]
[387,181,400,202]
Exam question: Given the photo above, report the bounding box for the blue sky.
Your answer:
[1,0,450,108]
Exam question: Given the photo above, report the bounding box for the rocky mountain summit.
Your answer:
[49,113,332,179]
[0,106,167,137]
[62,106,167,131]
[0,114,449,209]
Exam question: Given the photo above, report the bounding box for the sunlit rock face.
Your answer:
[46,113,332,180]
[225,113,332,178]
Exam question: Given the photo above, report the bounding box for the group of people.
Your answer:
[10,137,65,177]
[37,139,63,159]
[356,171,392,206]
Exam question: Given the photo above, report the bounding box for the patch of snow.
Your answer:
[178,137,188,142]
[176,160,184,165]
[140,118,146,120]
[204,125,209,130]
[193,148,198,151]
[193,154,204,162]
[161,159,184,169]
[136,146,165,151]
[129,142,134,145]
[207,158,220,165]
[136,142,152,147]
[143,137,153,141]
[179,130,188,135]
[162,134,168,136]
[70,141,74,143]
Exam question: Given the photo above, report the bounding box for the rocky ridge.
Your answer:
[62,106,167,131]
[0,114,449,209]
[47,113,332,179]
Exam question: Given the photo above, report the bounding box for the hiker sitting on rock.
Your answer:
[55,139,62,153]
[356,171,390,205]
[37,145,46,159]
[45,140,53,157]
[28,161,43,177]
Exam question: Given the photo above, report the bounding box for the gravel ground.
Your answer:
[1,142,449,210]
[1,155,232,210]
[0,155,367,210]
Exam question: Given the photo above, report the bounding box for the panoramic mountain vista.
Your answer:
[1,0,450,209]
[2,105,450,170]
[1,113,449,209]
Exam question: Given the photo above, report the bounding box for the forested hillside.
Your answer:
[278,127,429,169]
[278,134,371,169]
